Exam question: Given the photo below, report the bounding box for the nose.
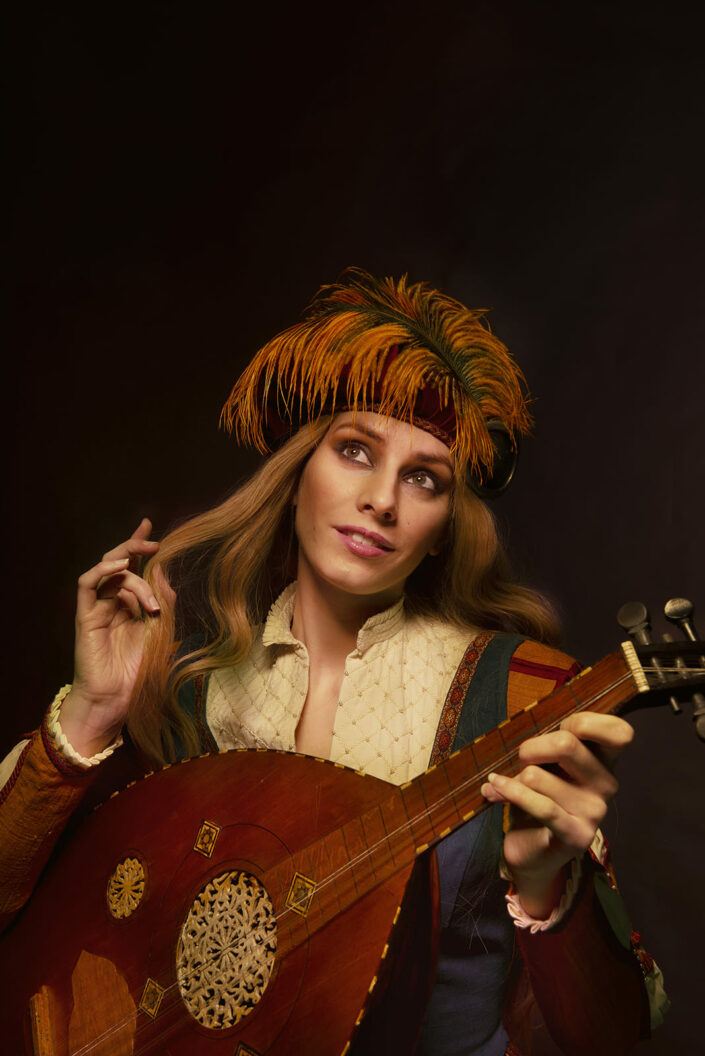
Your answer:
[357,470,397,522]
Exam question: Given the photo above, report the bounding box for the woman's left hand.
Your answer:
[480,712,634,918]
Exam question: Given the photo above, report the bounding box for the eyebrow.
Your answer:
[331,420,453,471]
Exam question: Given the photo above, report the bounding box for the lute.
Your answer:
[2,635,703,1056]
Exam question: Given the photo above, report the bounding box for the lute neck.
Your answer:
[388,642,646,860]
[279,643,648,940]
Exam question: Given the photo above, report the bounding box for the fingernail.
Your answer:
[488,771,500,784]
[114,557,129,566]
[480,782,492,797]
[148,595,160,611]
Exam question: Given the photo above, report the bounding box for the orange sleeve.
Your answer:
[0,725,98,931]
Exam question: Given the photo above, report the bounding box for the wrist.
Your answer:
[508,864,567,919]
[505,856,584,934]
[52,687,124,761]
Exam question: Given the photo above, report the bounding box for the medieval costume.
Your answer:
[0,270,667,1053]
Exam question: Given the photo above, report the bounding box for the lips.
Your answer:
[335,526,395,554]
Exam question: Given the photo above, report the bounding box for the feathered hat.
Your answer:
[221,268,532,495]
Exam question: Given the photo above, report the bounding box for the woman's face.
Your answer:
[294,411,454,608]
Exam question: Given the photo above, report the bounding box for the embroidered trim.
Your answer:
[41,709,88,777]
[429,631,495,765]
[630,930,655,977]
[589,828,610,872]
[0,737,33,806]
[588,830,622,895]
[43,684,123,774]
[408,415,455,448]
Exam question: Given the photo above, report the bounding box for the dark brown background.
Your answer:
[5,2,704,1051]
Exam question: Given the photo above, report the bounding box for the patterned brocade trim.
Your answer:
[408,415,455,448]
[429,631,495,765]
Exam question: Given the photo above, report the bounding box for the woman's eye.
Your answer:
[340,442,371,465]
[407,471,437,492]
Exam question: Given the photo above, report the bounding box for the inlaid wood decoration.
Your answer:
[285,872,318,917]
[107,856,146,920]
[193,820,221,859]
[138,977,164,1019]
[176,870,277,1028]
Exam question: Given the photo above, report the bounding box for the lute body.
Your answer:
[1,749,436,1056]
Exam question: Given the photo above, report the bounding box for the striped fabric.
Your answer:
[506,640,581,718]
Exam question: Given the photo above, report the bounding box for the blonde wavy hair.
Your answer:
[129,418,560,766]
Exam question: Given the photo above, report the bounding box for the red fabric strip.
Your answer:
[509,657,580,686]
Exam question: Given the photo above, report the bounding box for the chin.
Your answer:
[305,557,403,603]
[327,568,408,604]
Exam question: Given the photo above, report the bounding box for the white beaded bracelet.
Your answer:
[46,684,123,770]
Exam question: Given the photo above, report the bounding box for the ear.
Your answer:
[428,532,446,557]
[428,507,451,556]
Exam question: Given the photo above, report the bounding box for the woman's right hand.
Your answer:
[59,518,169,758]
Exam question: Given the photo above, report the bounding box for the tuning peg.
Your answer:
[616,601,681,711]
[661,633,684,714]
[664,598,699,642]
[665,599,705,733]
[617,602,653,645]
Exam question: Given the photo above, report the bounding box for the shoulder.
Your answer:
[506,639,581,717]
[403,610,477,658]
[405,610,480,646]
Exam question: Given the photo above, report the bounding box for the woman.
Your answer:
[0,269,664,1054]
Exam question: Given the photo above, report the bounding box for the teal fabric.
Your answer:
[416,634,523,1056]
[175,672,218,755]
[172,634,218,758]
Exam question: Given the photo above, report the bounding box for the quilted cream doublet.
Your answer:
[206,584,475,785]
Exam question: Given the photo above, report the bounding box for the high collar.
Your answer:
[261,582,406,656]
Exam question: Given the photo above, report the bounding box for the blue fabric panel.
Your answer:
[416,634,523,1056]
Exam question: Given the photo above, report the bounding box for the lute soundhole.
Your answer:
[176,869,278,1029]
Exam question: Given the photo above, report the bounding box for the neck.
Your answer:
[291,559,401,666]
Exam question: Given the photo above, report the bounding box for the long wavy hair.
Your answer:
[129,418,560,766]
